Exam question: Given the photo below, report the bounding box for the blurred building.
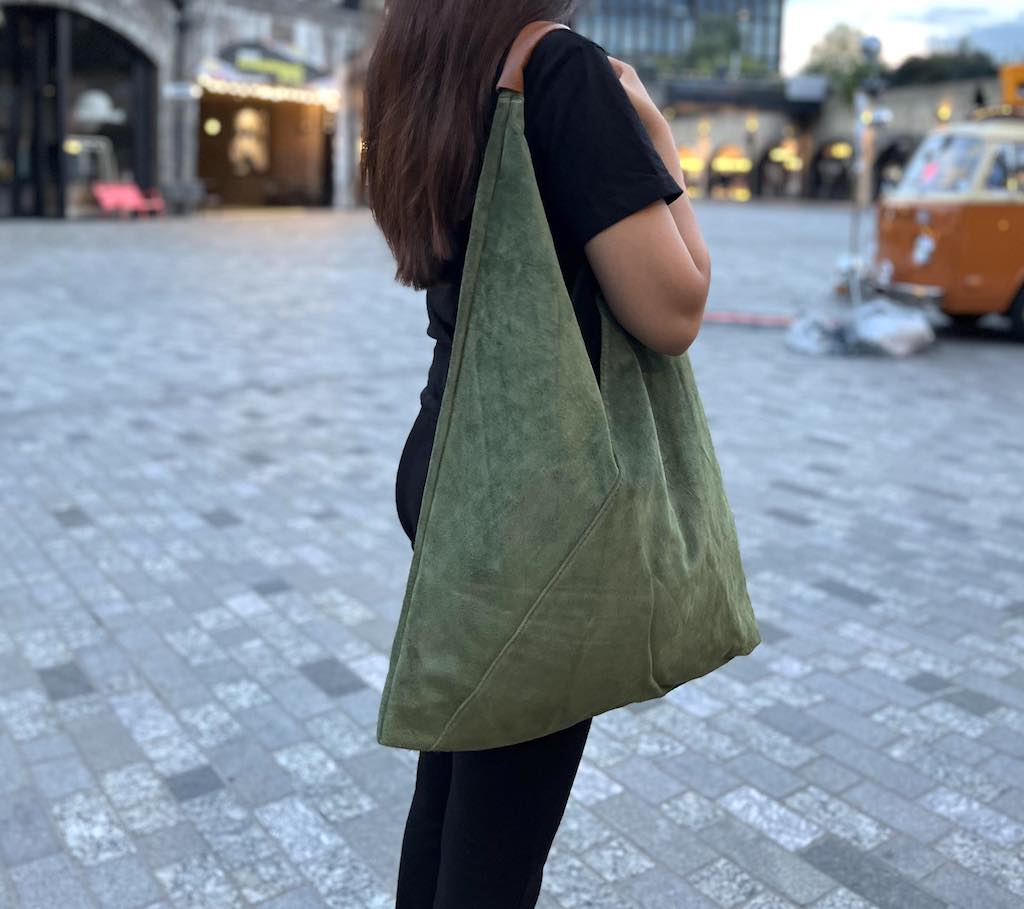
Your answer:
[0,0,383,218]
[575,0,784,75]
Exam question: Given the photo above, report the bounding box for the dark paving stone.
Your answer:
[52,506,93,529]
[299,657,368,697]
[906,672,954,693]
[312,507,340,521]
[771,479,827,499]
[813,578,881,607]
[905,482,969,503]
[37,663,95,701]
[200,508,242,528]
[806,461,843,475]
[765,507,815,527]
[1005,601,1024,618]
[800,835,947,909]
[941,687,1004,716]
[164,765,224,803]
[242,450,274,466]
[252,577,292,597]
[757,703,832,743]
[805,434,850,450]
[178,431,207,445]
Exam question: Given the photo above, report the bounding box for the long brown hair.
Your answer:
[361,0,579,289]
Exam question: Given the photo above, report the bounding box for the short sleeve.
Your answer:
[522,30,684,249]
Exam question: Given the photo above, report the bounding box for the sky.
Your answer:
[781,1,1024,75]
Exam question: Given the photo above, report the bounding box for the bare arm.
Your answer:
[584,59,711,357]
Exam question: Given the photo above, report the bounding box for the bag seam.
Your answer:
[429,467,623,750]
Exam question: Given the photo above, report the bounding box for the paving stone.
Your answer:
[843,780,951,843]
[941,688,1004,717]
[85,855,163,909]
[919,787,1024,848]
[164,765,225,803]
[719,785,822,851]
[907,672,955,694]
[700,816,835,905]
[30,754,95,800]
[0,786,61,866]
[921,862,1021,909]
[800,835,947,909]
[299,657,368,698]
[10,853,97,909]
[37,663,96,701]
[52,790,135,866]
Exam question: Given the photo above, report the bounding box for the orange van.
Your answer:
[871,64,1024,336]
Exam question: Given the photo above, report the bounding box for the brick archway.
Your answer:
[5,0,175,69]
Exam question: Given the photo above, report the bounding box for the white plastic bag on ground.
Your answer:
[785,315,854,356]
[850,300,935,356]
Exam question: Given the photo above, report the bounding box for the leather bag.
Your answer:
[377,21,761,752]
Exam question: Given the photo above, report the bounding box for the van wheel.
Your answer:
[1010,287,1024,340]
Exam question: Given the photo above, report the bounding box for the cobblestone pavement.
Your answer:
[1,205,1023,909]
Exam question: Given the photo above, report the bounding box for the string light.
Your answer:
[196,74,341,112]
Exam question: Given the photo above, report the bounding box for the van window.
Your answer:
[985,143,1024,194]
[895,133,984,196]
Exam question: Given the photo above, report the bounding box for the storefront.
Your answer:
[0,0,378,218]
[0,4,157,217]
[196,41,339,208]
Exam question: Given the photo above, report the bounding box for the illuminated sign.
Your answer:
[216,42,329,88]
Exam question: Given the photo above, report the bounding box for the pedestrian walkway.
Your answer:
[0,209,1022,908]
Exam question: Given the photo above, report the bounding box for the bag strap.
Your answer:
[496,21,570,94]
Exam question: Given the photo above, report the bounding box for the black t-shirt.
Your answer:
[396,27,684,544]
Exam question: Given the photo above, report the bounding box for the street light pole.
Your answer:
[847,35,885,307]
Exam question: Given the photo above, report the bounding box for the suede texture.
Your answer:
[377,91,760,752]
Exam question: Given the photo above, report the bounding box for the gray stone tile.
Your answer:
[921,861,1021,909]
[164,765,225,803]
[200,508,242,528]
[800,835,946,909]
[941,688,1004,717]
[37,662,96,701]
[30,754,95,800]
[299,657,368,697]
[85,855,163,909]
[11,853,97,909]
[0,787,61,866]
[906,672,955,693]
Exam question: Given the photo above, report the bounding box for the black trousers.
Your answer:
[395,716,593,909]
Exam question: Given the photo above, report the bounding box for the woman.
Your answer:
[361,2,711,906]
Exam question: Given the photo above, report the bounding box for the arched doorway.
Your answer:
[708,143,753,201]
[756,137,805,199]
[809,138,854,200]
[0,4,157,217]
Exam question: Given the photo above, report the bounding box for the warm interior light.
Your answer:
[196,74,340,112]
[203,118,222,137]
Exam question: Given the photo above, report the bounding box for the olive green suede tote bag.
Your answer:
[377,22,760,752]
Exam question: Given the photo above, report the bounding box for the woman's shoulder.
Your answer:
[526,27,609,75]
